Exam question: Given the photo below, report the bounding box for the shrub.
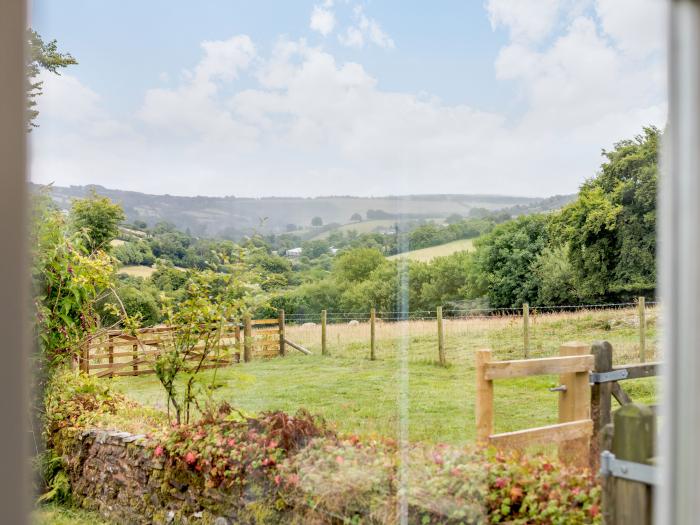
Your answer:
[280,439,601,524]
[43,369,131,445]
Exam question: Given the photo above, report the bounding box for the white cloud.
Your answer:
[339,6,394,49]
[31,2,667,198]
[486,0,563,43]
[138,35,258,143]
[310,5,336,36]
[595,0,666,58]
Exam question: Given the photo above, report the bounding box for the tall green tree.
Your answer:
[70,191,126,253]
[468,214,550,308]
[26,29,77,130]
[555,126,659,301]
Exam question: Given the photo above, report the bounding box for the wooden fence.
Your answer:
[300,298,652,365]
[590,341,660,525]
[82,313,288,378]
[475,342,594,467]
[476,340,660,523]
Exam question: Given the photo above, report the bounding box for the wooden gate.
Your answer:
[475,341,594,466]
[83,313,287,378]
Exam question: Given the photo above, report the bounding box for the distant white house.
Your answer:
[329,246,339,255]
[285,247,303,258]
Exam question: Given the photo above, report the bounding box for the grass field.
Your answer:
[111,307,658,447]
[117,265,157,278]
[117,265,187,278]
[32,504,111,525]
[388,238,475,262]
[312,218,446,240]
[311,219,398,240]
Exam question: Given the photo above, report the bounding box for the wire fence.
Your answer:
[283,301,658,324]
[282,300,659,366]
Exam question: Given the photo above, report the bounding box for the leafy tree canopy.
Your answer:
[69,190,125,253]
[27,29,77,130]
[554,126,659,301]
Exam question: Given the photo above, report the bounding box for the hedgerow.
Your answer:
[45,372,601,524]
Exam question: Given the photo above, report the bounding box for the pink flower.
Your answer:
[494,477,508,489]
[335,455,345,465]
[227,439,236,447]
[154,445,164,458]
[274,475,281,485]
[268,440,278,449]
[185,451,197,465]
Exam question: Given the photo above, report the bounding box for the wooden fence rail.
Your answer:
[475,341,593,467]
[83,314,295,378]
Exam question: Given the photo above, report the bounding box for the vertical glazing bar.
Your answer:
[659,2,700,522]
[0,0,29,521]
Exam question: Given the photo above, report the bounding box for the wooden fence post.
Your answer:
[132,343,138,376]
[108,334,114,378]
[279,309,286,357]
[437,306,446,366]
[234,324,242,362]
[610,404,655,525]
[523,303,530,358]
[558,341,590,466]
[475,349,494,443]
[321,309,328,356]
[370,307,376,361]
[82,343,90,374]
[638,297,646,363]
[590,341,613,471]
[244,315,252,363]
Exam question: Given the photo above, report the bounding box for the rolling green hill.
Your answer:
[36,183,573,240]
[388,238,475,262]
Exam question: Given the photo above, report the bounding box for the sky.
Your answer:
[30,0,668,198]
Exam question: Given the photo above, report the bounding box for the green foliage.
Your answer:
[26,29,77,130]
[113,239,155,266]
[300,239,330,259]
[43,369,130,444]
[555,126,659,301]
[469,215,550,308]
[413,251,472,309]
[311,216,323,227]
[31,193,115,365]
[532,245,577,306]
[408,218,493,251]
[150,256,265,425]
[281,439,601,524]
[340,263,399,313]
[99,284,161,326]
[36,453,71,505]
[69,190,126,253]
[334,247,386,282]
[153,407,328,491]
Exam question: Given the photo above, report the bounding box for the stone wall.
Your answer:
[60,429,282,525]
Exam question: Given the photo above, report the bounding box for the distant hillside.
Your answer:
[35,183,574,239]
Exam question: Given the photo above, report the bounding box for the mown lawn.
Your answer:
[111,307,658,446]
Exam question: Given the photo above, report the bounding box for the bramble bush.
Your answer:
[150,406,330,492]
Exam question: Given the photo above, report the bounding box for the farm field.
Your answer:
[117,265,157,278]
[117,264,187,278]
[112,307,658,446]
[311,219,399,240]
[388,238,475,262]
